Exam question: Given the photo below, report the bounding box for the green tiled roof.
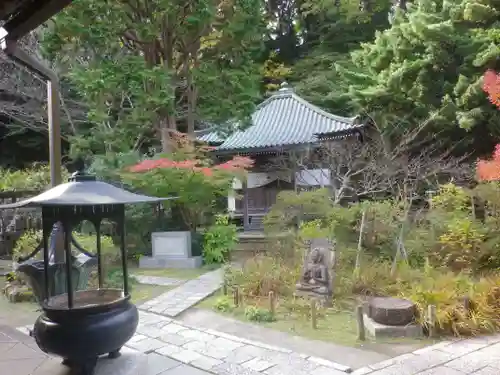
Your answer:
[195,128,224,144]
[212,84,359,152]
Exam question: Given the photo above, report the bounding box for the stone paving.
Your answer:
[138,269,223,317]
[351,334,500,375]
[134,275,185,287]
[17,310,351,375]
[7,321,212,375]
[124,311,351,375]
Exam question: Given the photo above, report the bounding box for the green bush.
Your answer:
[224,255,300,298]
[0,163,70,191]
[213,295,234,312]
[14,230,119,271]
[13,230,43,261]
[244,306,276,322]
[203,215,237,264]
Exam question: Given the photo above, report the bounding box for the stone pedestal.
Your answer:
[363,314,423,339]
[139,231,202,269]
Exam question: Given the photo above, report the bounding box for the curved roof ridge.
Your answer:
[290,92,356,123]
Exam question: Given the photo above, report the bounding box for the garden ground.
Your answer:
[4,269,500,375]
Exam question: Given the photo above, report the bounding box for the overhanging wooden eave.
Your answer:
[1,0,72,42]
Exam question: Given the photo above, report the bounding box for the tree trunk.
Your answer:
[160,114,177,153]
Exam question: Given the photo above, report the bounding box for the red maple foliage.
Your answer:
[129,156,254,176]
[477,144,500,181]
[483,70,500,109]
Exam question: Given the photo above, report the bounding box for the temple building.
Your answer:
[197,83,364,231]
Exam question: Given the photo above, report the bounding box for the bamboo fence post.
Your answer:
[356,305,365,341]
[471,195,476,220]
[354,209,367,277]
[311,300,318,329]
[269,291,276,315]
[233,287,239,307]
[427,304,436,338]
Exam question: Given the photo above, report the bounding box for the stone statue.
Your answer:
[296,246,332,296]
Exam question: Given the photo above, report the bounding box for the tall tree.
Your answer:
[290,0,394,115]
[333,0,500,153]
[42,0,265,156]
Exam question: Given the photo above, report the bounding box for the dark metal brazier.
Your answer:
[34,289,138,373]
[0,171,174,375]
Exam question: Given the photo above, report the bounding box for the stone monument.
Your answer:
[296,238,335,305]
[139,231,202,269]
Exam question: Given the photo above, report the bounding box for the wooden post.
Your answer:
[233,287,239,307]
[242,180,250,231]
[427,305,436,338]
[356,305,365,341]
[471,195,476,220]
[311,300,317,329]
[354,209,367,276]
[269,291,276,315]
[222,281,228,296]
[47,80,62,187]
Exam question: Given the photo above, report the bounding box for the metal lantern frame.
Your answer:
[0,171,175,375]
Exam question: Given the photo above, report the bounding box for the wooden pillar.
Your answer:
[3,40,65,262]
[47,80,62,187]
[243,180,250,231]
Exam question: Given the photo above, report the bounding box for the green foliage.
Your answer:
[224,255,300,298]
[14,230,118,270]
[332,0,500,149]
[122,162,233,231]
[42,0,265,156]
[104,268,138,291]
[213,295,234,312]
[244,305,276,322]
[203,215,237,264]
[12,230,42,262]
[0,164,70,192]
[264,189,334,233]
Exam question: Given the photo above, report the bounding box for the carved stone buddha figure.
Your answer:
[296,247,330,295]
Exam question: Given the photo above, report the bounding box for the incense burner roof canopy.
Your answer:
[0,172,173,209]
[197,83,362,153]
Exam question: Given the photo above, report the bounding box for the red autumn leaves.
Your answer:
[476,70,500,181]
[130,156,254,176]
[483,70,500,109]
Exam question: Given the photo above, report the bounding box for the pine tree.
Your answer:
[334,0,500,152]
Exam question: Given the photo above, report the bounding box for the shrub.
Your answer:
[13,230,43,261]
[203,215,237,264]
[0,163,70,192]
[244,306,276,322]
[400,271,500,336]
[213,296,234,312]
[14,230,119,270]
[224,255,300,298]
[103,268,138,291]
[434,217,485,272]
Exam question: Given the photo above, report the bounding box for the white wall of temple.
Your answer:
[227,169,331,212]
[295,169,331,187]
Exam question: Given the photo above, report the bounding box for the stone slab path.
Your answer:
[138,269,223,317]
[17,311,351,375]
[352,334,500,375]
[10,324,212,375]
[127,311,351,375]
[133,275,185,287]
